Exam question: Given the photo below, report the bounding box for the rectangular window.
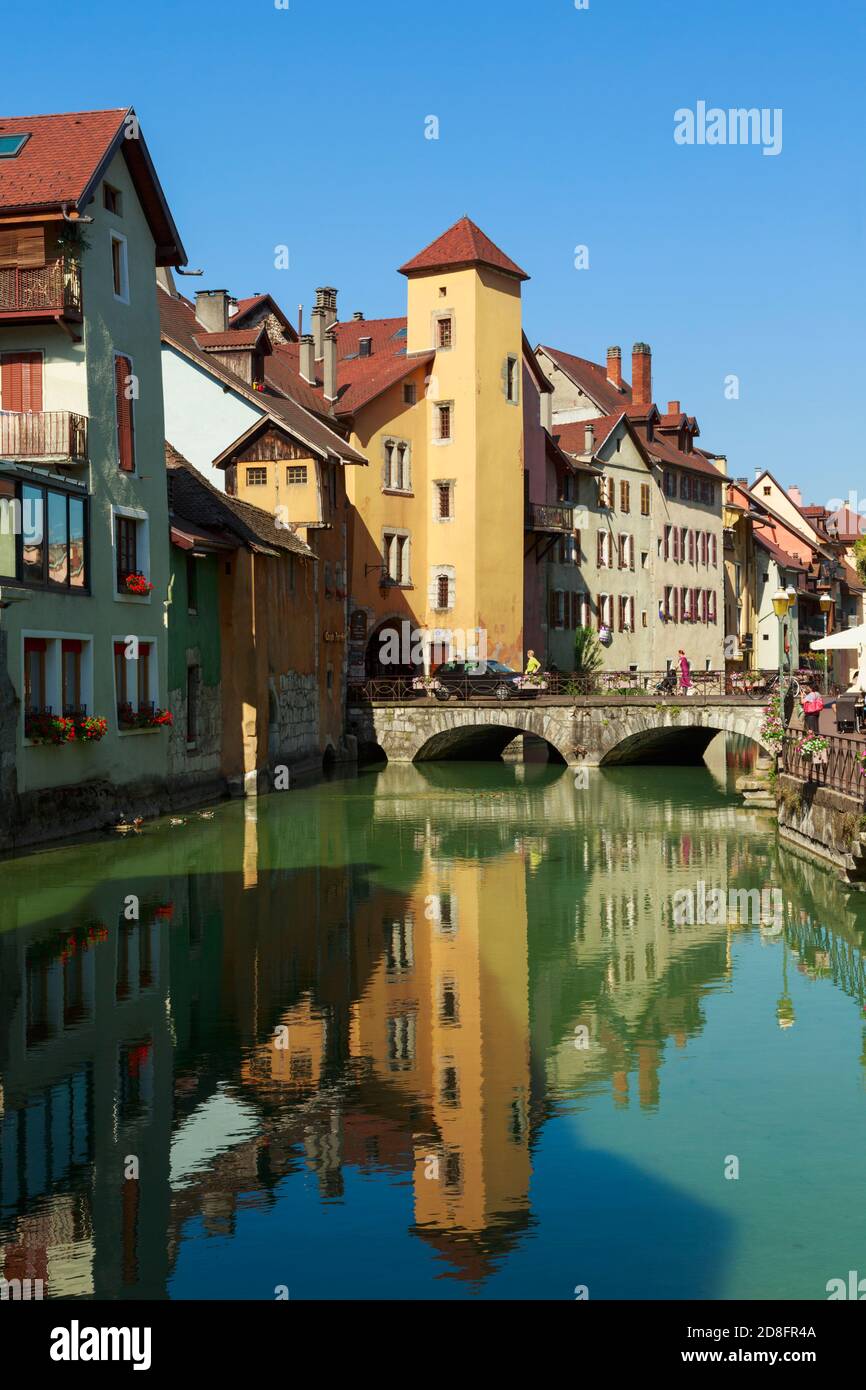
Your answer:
[403,383,417,406]
[620,480,630,512]
[640,483,651,516]
[437,574,450,609]
[110,233,129,301]
[186,664,200,743]
[384,532,409,585]
[114,354,135,471]
[115,639,155,721]
[24,637,46,713]
[115,515,138,590]
[62,639,82,715]
[664,471,676,499]
[47,489,68,586]
[246,467,267,486]
[680,474,691,501]
[506,355,519,403]
[186,554,198,614]
[103,183,122,215]
[7,483,88,590]
[437,482,452,519]
[437,404,452,441]
[287,465,307,484]
[663,524,672,562]
[437,317,453,349]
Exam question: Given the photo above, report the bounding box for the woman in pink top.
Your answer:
[801,684,824,734]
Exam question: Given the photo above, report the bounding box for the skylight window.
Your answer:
[0,133,30,158]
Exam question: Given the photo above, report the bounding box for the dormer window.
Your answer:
[0,133,30,158]
[359,338,373,358]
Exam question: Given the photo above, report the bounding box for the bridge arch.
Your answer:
[350,699,769,767]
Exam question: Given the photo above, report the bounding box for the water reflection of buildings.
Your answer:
[2,761,866,1297]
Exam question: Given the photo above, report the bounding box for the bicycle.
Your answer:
[742,670,800,702]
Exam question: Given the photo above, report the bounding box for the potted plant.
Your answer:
[412,673,443,695]
[797,734,828,765]
[124,572,154,596]
[75,714,108,742]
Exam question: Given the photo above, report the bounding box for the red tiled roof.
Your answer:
[195,328,267,351]
[272,316,434,418]
[398,216,529,281]
[0,107,185,265]
[539,345,632,417]
[0,108,126,210]
[554,414,624,457]
[159,288,365,464]
[755,532,807,571]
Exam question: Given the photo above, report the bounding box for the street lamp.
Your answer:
[819,592,833,695]
[772,588,790,713]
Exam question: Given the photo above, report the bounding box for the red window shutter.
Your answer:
[664,526,670,561]
[115,354,135,472]
[1,352,42,412]
[24,637,46,654]
[596,594,603,628]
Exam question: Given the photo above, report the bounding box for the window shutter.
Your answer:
[17,226,46,269]
[1,352,42,412]
[115,355,135,472]
[629,536,635,571]
[711,534,718,566]
[0,229,18,269]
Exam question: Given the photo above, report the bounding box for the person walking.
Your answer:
[678,649,693,695]
[801,682,824,735]
[525,650,542,677]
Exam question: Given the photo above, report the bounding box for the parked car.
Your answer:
[430,660,532,701]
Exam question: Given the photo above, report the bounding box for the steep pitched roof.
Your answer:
[166,444,314,558]
[159,287,366,464]
[539,345,632,417]
[195,328,269,352]
[230,293,298,342]
[0,107,186,266]
[398,216,529,281]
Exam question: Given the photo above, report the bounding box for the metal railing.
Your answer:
[782,731,866,800]
[0,258,82,316]
[0,410,88,462]
[349,669,756,704]
[525,501,574,533]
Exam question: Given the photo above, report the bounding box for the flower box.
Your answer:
[516,675,549,691]
[412,676,443,694]
[25,712,109,745]
[123,571,154,596]
[118,703,173,730]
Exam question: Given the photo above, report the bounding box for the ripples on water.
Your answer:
[1,743,865,1300]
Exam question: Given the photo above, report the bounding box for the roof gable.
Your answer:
[398,216,529,281]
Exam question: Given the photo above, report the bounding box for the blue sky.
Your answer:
[3,0,863,501]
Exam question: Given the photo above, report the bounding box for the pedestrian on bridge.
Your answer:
[678,649,694,695]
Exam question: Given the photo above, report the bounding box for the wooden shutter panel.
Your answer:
[0,229,17,269]
[115,355,135,472]
[549,589,557,627]
[17,226,46,269]
[1,352,42,412]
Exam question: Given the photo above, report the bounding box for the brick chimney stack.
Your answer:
[789,485,803,508]
[632,342,652,407]
[667,400,681,415]
[584,423,595,454]
[311,306,326,361]
[317,286,338,331]
[607,346,622,389]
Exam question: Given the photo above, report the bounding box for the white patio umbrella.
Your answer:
[811,623,866,690]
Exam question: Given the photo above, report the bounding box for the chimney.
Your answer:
[788,485,803,507]
[195,289,229,333]
[298,304,303,336]
[299,334,316,385]
[324,328,338,402]
[607,346,622,389]
[317,286,338,330]
[632,343,652,407]
[312,306,326,360]
[353,311,365,321]
[667,400,681,415]
[584,423,595,454]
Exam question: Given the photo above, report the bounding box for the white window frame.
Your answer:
[111,504,151,603]
[382,437,412,493]
[110,230,129,304]
[505,354,520,405]
[383,529,411,586]
[112,634,160,735]
[20,631,94,744]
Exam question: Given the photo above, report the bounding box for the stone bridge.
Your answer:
[347,697,770,767]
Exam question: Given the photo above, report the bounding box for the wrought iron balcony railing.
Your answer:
[525,501,575,533]
[0,257,82,319]
[0,411,88,463]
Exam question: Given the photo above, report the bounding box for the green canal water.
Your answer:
[1,751,866,1301]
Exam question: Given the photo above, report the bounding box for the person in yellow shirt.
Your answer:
[525,650,542,677]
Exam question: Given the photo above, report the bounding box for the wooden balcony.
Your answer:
[0,258,82,325]
[0,411,88,464]
[525,501,574,533]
